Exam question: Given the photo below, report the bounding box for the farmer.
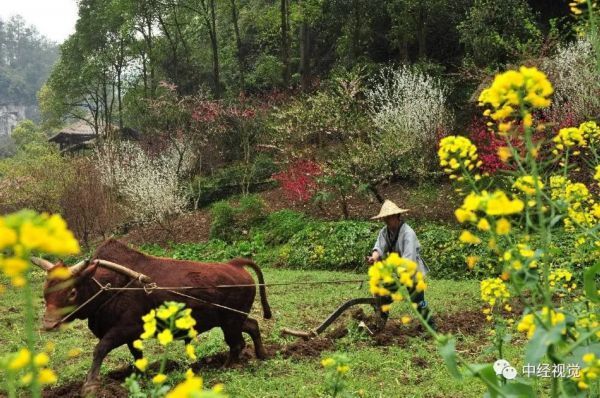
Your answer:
[367,199,436,330]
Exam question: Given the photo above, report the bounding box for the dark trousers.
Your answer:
[378,285,431,324]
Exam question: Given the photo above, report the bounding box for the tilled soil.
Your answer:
[42,308,486,397]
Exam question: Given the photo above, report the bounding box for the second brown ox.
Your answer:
[32,239,272,391]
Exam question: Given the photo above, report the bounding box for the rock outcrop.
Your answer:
[0,104,33,136]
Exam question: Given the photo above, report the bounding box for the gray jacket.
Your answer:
[372,223,429,275]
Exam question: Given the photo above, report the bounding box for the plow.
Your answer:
[280,296,388,339]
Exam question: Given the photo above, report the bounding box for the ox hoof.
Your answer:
[81,380,100,397]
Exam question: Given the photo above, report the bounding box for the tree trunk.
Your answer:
[351,0,361,63]
[368,185,384,204]
[280,0,290,87]
[146,15,156,97]
[209,0,221,98]
[158,13,179,87]
[400,34,409,62]
[300,21,311,90]
[417,5,426,59]
[230,0,245,92]
[116,38,124,131]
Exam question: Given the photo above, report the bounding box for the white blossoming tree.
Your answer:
[95,140,193,224]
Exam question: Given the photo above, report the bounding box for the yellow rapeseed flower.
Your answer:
[459,230,481,244]
[485,191,524,216]
[38,368,57,385]
[140,321,157,340]
[438,136,480,177]
[153,373,168,384]
[48,267,72,280]
[321,357,336,367]
[477,218,490,231]
[157,303,180,320]
[186,344,197,361]
[513,175,544,196]
[479,66,553,118]
[175,316,197,330]
[495,218,511,235]
[166,375,204,398]
[158,329,174,346]
[0,223,17,250]
[480,278,510,307]
[466,256,478,270]
[33,352,50,367]
[553,127,587,153]
[9,348,31,370]
[497,146,512,162]
[135,358,148,372]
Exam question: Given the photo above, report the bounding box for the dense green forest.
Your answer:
[0,15,58,106]
[40,0,572,132]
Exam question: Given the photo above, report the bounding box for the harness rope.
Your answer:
[52,276,368,328]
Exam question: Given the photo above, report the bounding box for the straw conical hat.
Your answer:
[371,200,409,220]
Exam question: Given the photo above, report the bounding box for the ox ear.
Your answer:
[74,261,99,283]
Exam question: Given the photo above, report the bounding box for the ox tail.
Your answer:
[229,258,272,319]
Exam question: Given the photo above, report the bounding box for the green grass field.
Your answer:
[1,266,530,397]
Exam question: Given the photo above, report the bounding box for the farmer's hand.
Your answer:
[367,252,379,264]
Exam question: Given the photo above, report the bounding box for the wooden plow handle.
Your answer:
[280,297,381,339]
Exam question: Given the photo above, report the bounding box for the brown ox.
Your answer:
[32,239,271,392]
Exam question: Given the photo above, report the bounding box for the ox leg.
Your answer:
[222,323,245,367]
[82,329,134,395]
[242,317,267,360]
[127,342,143,361]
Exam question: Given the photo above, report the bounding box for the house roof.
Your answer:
[48,121,97,143]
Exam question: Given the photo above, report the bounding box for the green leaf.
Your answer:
[470,364,499,398]
[438,335,462,379]
[548,215,563,229]
[499,382,535,398]
[583,260,600,303]
[564,342,600,365]
[525,323,564,366]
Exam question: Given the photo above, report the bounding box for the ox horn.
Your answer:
[30,257,55,271]
[95,259,152,283]
[69,259,89,275]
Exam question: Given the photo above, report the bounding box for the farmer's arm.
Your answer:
[368,229,387,264]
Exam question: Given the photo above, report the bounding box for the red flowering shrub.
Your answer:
[272,160,322,202]
[467,118,508,174]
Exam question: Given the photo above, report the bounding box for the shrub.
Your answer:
[467,118,508,174]
[458,0,541,68]
[209,200,238,242]
[188,155,277,209]
[94,140,193,223]
[541,38,600,124]
[144,236,271,264]
[59,158,124,247]
[417,223,489,280]
[0,141,74,214]
[366,65,453,179]
[280,221,379,270]
[209,195,267,242]
[272,159,322,203]
[238,194,267,228]
[253,209,309,246]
